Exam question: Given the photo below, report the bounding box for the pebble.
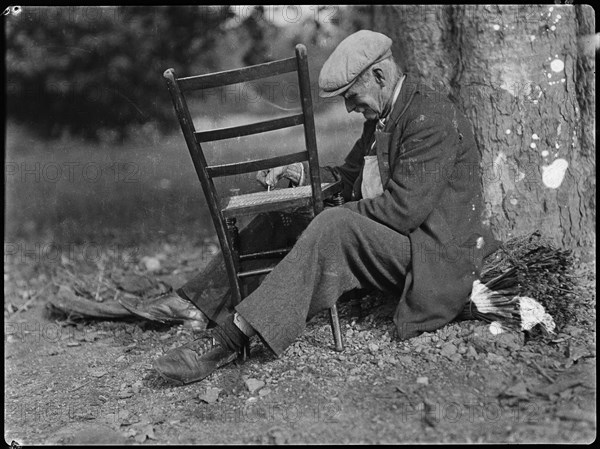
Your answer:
[487,353,505,364]
[440,342,457,357]
[368,343,379,353]
[118,390,133,399]
[258,388,271,397]
[416,376,429,385]
[245,378,265,394]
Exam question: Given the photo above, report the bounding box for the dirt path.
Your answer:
[4,243,596,444]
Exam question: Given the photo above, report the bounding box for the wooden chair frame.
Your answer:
[164,44,343,352]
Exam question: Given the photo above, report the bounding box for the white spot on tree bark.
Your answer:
[530,142,537,149]
[541,150,549,157]
[542,158,569,189]
[550,59,564,72]
[532,133,539,140]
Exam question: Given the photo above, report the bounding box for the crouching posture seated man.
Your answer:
[121,30,494,385]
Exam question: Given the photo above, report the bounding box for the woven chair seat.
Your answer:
[221,182,339,218]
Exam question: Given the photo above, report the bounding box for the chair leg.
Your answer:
[329,304,344,352]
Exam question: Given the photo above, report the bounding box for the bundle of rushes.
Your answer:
[460,231,576,333]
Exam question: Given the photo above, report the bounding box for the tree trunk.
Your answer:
[373,5,595,255]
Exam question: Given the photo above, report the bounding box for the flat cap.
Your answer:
[318,30,393,98]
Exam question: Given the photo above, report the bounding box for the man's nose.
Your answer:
[344,98,354,113]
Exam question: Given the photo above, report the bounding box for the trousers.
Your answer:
[178,207,411,356]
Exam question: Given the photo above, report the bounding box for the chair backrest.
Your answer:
[163,44,325,303]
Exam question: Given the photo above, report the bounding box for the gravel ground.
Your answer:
[4,238,596,444]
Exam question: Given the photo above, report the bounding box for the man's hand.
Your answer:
[256,166,286,189]
[256,163,304,189]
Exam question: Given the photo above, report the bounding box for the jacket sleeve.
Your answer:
[314,120,375,202]
[343,111,459,235]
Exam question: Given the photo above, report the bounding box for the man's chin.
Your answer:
[362,110,378,120]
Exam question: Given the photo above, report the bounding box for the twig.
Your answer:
[70,380,92,392]
[94,267,104,302]
[531,360,555,383]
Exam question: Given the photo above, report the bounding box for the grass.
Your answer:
[4,106,363,247]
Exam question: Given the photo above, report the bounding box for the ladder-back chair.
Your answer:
[163,44,343,353]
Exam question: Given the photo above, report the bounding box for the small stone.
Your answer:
[449,353,462,363]
[416,376,429,385]
[368,343,379,353]
[258,388,271,397]
[245,378,265,394]
[487,353,505,364]
[141,256,161,272]
[440,342,457,357]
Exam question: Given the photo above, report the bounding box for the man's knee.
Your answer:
[312,207,355,229]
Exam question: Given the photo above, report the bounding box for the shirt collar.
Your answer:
[377,74,406,130]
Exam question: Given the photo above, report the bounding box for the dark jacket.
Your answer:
[322,75,497,339]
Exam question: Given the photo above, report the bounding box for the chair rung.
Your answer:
[207,152,307,178]
[239,248,292,262]
[178,57,297,91]
[238,267,274,278]
[195,114,304,143]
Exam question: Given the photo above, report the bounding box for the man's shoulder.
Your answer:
[397,78,459,125]
[410,85,452,111]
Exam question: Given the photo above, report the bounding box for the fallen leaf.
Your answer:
[83,332,99,342]
[499,381,530,400]
[89,368,107,378]
[136,424,155,441]
[555,409,596,422]
[567,344,590,363]
[531,379,582,399]
[198,387,222,404]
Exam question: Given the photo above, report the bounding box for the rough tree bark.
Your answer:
[372,5,595,255]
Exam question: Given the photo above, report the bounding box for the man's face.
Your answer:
[342,73,382,120]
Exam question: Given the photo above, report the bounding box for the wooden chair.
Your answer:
[163,44,344,354]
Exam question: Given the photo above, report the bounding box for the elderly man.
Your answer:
[121,30,493,385]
